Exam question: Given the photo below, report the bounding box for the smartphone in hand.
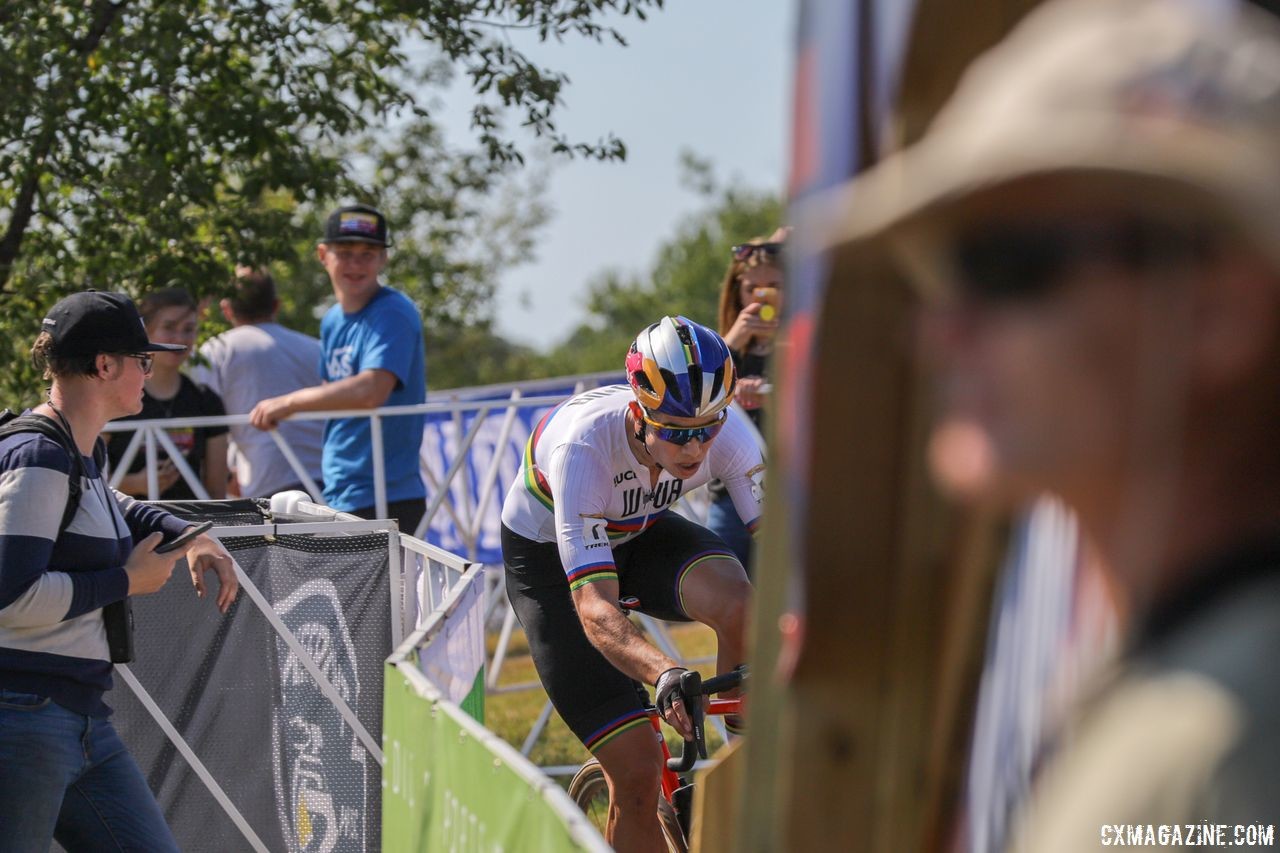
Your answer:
[155,520,214,554]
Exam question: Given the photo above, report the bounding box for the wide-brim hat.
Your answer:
[812,0,1280,289]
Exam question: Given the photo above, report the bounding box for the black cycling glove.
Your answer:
[655,666,689,721]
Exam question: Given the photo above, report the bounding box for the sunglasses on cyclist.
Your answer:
[642,410,727,446]
[120,353,154,374]
[949,216,1217,304]
[731,242,783,262]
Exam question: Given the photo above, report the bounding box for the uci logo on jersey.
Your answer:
[613,470,637,486]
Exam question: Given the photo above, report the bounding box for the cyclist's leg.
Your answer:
[593,724,667,853]
[502,525,666,849]
[619,514,751,679]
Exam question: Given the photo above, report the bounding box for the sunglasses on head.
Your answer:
[642,410,727,446]
[949,217,1217,304]
[732,242,783,262]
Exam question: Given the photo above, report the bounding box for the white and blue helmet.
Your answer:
[626,316,737,420]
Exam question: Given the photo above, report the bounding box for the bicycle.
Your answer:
[567,664,747,852]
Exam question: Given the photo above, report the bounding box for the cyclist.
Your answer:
[501,315,764,851]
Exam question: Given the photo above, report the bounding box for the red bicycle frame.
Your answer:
[652,696,744,803]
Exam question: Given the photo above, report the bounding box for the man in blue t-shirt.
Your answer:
[250,204,427,533]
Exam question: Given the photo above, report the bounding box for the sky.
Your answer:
[436,0,794,349]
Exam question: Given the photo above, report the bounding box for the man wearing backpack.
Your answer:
[0,290,238,851]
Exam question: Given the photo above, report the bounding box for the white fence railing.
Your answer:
[102,372,625,563]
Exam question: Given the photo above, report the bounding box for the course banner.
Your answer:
[383,662,609,852]
[415,565,485,714]
[420,373,624,564]
[112,513,395,853]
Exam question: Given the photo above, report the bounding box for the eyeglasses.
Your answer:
[121,353,154,375]
[950,217,1216,304]
[642,410,727,446]
[732,242,783,262]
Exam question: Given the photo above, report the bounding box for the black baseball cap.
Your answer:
[41,291,186,357]
[321,204,391,247]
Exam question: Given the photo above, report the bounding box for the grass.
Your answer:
[484,620,730,776]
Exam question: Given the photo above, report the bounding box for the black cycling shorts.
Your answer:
[502,513,741,753]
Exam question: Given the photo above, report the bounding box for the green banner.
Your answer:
[382,662,607,852]
[459,667,484,723]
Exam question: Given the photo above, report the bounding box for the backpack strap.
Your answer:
[0,409,86,535]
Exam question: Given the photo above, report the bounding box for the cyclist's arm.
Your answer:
[546,442,693,733]
[572,579,695,739]
[571,580,681,686]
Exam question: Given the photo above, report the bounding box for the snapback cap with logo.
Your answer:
[321,204,391,247]
[41,291,187,358]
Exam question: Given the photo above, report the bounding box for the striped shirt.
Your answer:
[0,427,187,716]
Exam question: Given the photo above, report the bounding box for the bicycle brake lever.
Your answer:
[664,670,705,771]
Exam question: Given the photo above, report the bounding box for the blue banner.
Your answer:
[419,375,625,564]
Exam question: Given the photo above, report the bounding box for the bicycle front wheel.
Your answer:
[567,758,687,852]
[567,759,610,834]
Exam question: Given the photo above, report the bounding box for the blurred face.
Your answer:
[145,306,198,368]
[739,264,783,312]
[916,203,1194,511]
[318,241,387,303]
[641,410,726,479]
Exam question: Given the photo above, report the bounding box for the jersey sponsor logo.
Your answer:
[620,478,683,517]
[613,470,636,486]
[747,463,766,505]
[584,517,609,549]
[651,478,683,510]
[326,345,356,381]
[622,487,642,517]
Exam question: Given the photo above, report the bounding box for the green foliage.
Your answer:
[426,319,559,390]
[0,0,664,409]
[539,161,785,376]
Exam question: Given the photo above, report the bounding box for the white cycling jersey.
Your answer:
[501,385,764,588]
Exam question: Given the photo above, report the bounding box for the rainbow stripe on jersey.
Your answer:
[522,403,565,511]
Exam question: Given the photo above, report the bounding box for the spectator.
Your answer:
[0,290,237,849]
[106,288,228,500]
[830,0,1280,847]
[194,268,325,498]
[250,204,427,533]
[706,228,786,570]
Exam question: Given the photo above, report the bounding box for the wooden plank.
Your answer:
[690,740,744,851]
[732,3,1051,849]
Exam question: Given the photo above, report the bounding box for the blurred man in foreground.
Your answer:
[825,0,1280,847]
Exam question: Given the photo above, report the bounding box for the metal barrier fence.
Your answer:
[384,564,609,852]
[104,371,756,767]
[112,499,476,852]
[101,372,625,564]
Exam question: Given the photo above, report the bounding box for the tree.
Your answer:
[0,0,664,407]
[539,155,785,376]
